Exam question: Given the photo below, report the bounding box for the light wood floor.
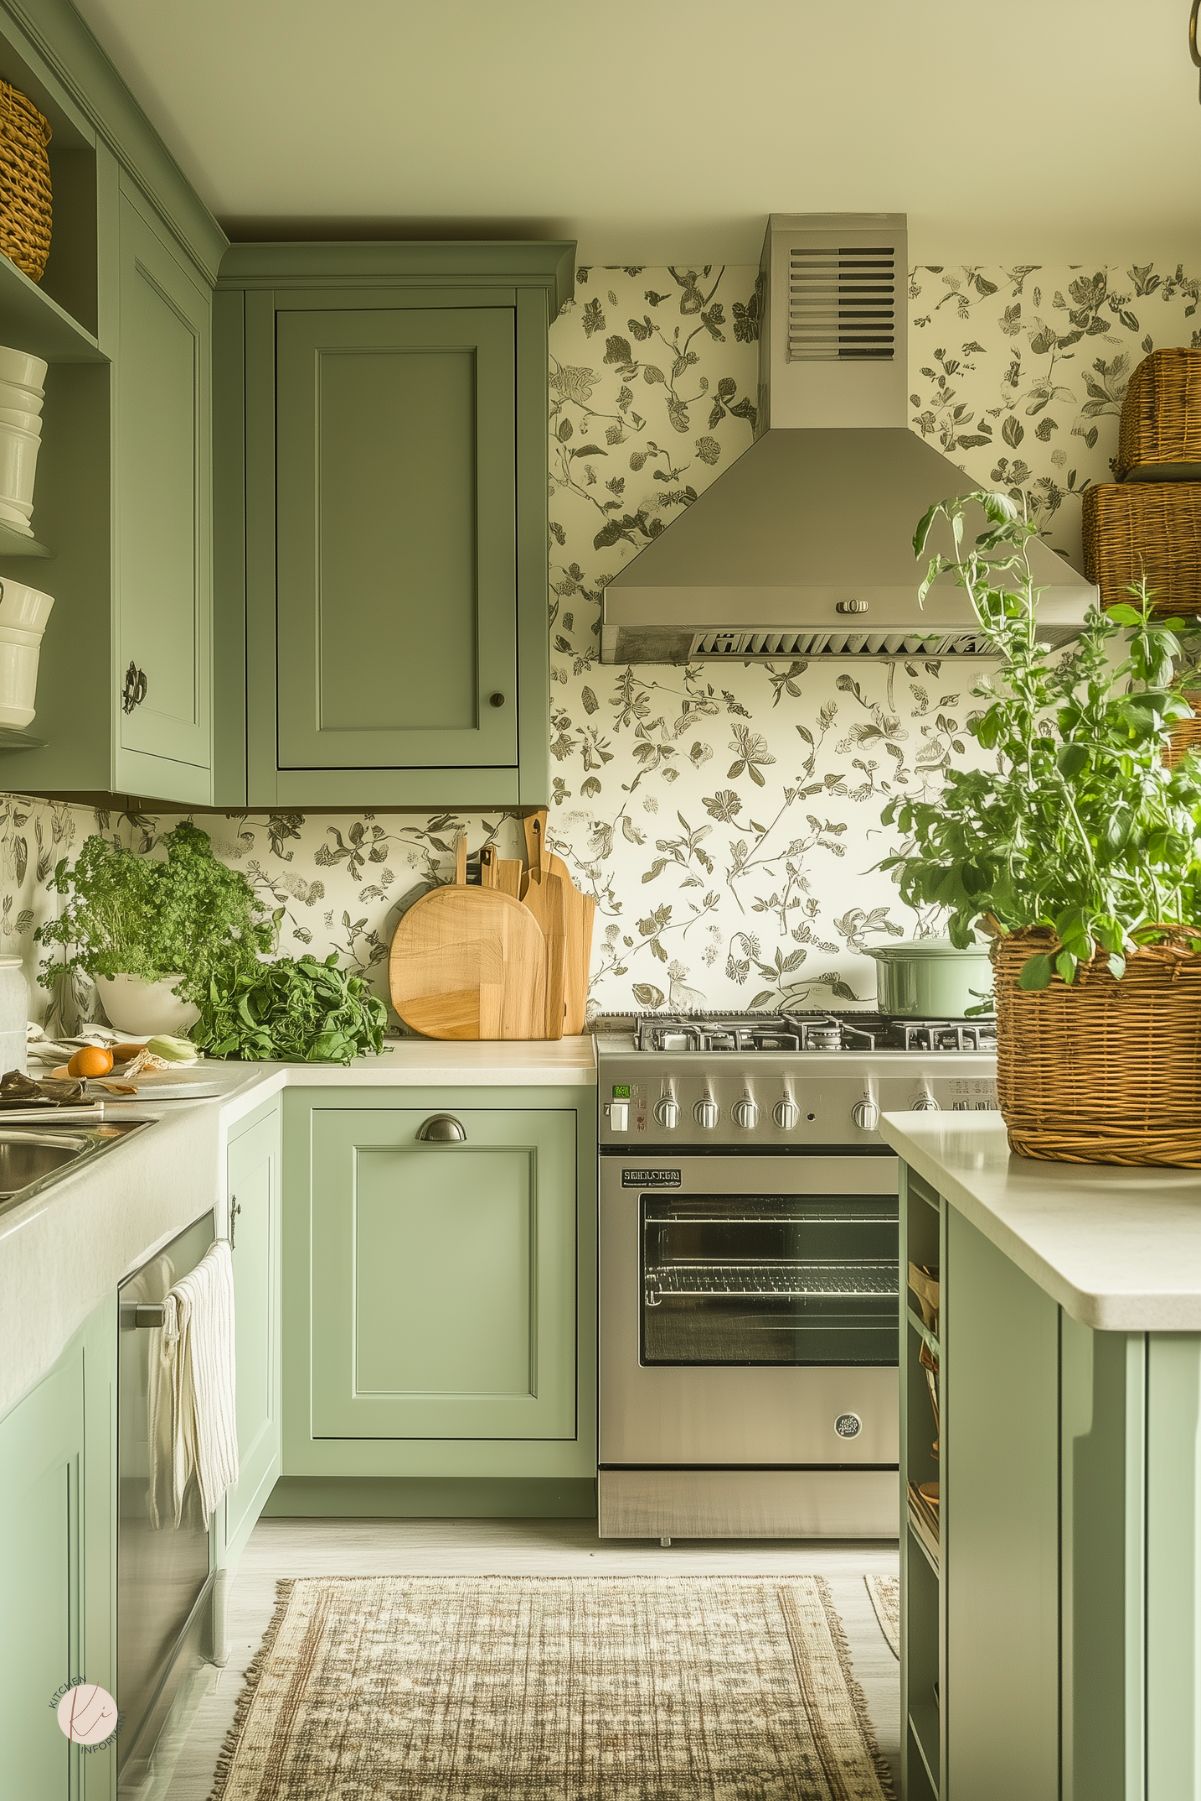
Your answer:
[123,1518,900,1799]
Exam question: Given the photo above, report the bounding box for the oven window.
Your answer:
[640,1194,898,1367]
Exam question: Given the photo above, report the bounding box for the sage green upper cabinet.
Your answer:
[274,305,515,772]
[216,243,574,808]
[114,178,212,799]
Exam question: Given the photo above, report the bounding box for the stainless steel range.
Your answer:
[596,1011,997,1541]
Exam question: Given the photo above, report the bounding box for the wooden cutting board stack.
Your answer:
[389,811,595,1041]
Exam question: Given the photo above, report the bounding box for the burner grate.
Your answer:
[628,1010,995,1054]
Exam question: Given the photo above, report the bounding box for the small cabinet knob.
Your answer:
[489,692,506,708]
[416,1113,467,1143]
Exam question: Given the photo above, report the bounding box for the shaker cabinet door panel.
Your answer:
[310,1108,576,1440]
[224,1108,282,1560]
[0,1357,85,1800]
[114,183,212,780]
[274,307,517,771]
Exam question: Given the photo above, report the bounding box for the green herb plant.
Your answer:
[881,490,1201,989]
[190,953,388,1064]
[36,822,277,1004]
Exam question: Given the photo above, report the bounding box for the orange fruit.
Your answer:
[67,1046,114,1079]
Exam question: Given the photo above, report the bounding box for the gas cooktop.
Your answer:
[620,1010,996,1055]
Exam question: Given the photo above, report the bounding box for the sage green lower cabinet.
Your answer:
[278,1089,596,1505]
[900,1162,1201,1801]
[222,1104,282,1565]
[0,1303,116,1801]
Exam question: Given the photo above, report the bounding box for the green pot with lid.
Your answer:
[864,939,994,1019]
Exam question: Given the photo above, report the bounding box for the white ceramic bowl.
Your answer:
[0,420,41,510]
[0,631,41,728]
[0,346,47,391]
[0,577,53,633]
[0,406,41,435]
[95,974,200,1038]
[0,377,43,414]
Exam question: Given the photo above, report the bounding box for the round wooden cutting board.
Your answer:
[389,882,548,1041]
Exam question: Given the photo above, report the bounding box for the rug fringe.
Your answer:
[815,1574,900,1801]
[205,1577,296,1801]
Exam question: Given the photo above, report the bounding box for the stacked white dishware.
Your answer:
[0,578,54,729]
[0,345,47,538]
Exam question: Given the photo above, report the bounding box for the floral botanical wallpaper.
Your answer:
[6,261,1201,1028]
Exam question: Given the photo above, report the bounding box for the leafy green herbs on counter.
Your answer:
[881,490,1201,988]
[36,822,277,1003]
[190,954,388,1064]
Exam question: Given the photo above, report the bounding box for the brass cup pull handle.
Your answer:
[121,661,148,714]
[416,1113,467,1144]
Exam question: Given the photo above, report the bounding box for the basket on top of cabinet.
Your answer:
[1114,348,1201,481]
[0,79,51,283]
[1081,480,1201,614]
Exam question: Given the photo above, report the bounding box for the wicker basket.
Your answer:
[1081,482,1201,615]
[992,930,1201,1166]
[1116,349,1201,480]
[0,81,50,283]
[1165,691,1201,768]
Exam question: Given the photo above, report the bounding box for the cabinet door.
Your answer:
[310,1108,576,1439]
[224,1109,282,1560]
[0,1356,86,1798]
[115,181,212,784]
[274,306,517,772]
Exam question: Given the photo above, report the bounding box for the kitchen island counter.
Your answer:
[880,1109,1201,1331]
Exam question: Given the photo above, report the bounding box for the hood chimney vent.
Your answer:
[787,242,898,362]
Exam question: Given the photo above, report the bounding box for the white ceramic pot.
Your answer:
[0,347,47,392]
[95,974,199,1038]
[0,633,40,728]
[0,419,41,511]
[0,405,41,435]
[0,956,28,1073]
[0,577,53,633]
[0,378,43,415]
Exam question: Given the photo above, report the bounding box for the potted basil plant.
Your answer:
[36,822,277,1035]
[881,490,1201,1168]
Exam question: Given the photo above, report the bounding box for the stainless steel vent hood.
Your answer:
[599,214,1097,663]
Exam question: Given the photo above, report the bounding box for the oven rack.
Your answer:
[644,1260,898,1303]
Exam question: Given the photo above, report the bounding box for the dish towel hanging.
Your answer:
[149,1239,239,1529]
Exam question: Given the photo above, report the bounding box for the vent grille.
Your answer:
[787,243,898,362]
[691,628,992,659]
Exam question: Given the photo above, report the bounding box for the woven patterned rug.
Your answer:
[211,1574,895,1800]
[865,1575,900,1660]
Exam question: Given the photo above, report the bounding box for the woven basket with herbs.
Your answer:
[1115,348,1201,480]
[883,490,1201,1168]
[992,930,1201,1166]
[0,80,51,282]
[1082,481,1201,615]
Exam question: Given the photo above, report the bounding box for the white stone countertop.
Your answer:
[0,1035,596,1418]
[880,1111,1201,1332]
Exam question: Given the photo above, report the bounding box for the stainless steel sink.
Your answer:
[0,1118,150,1213]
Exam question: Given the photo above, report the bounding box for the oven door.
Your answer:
[600,1153,899,1468]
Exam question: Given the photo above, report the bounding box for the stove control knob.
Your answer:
[913,1094,941,1112]
[852,1099,880,1132]
[654,1097,680,1130]
[773,1098,799,1130]
[732,1097,759,1130]
[694,1096,719,1130]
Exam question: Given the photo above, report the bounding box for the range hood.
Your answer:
[599,214,1097,663]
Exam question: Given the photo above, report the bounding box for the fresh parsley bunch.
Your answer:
[190,953,388,1064]
[881,490,1201,988]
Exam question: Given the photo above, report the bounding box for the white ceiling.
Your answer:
[75,0,1201,265]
